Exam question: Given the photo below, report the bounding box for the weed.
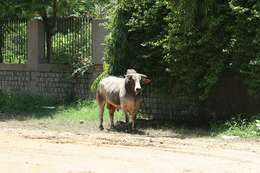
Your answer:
[210,115,260,138]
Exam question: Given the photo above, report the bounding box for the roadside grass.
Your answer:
[0,93,58,120]
[52,100,99,121]
[0,92,123,123]
[210,116,260,138]
[48,100,123,122]
[0,93,259,138]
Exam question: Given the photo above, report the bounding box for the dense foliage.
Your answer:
[167,0,260,100]
[105,0,169,76]
[0,0,112,18]
[105,0,260,109]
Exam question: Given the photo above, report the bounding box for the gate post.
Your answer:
[92,19,108,72]
[27,18,45,70]
[26,18,45,94]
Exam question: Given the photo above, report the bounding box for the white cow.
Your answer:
[96,69,150,130]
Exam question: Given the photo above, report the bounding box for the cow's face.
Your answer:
[125,69,151,95]
[125,73,150,95]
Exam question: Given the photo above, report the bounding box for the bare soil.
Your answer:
[0,120,260,173]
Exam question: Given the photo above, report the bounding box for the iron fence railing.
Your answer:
[44,17,92,64]
[0,18,28,64]
[139,75,203,123]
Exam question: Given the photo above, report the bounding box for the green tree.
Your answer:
[105,0,169,76]
[104,0,260,120]
[165,0,260,99]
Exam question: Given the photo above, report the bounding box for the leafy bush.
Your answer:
[105,0,169,77]
[165,1,260,101]
[105,0,260,118]
[210,115,260,138]
[256,114,260,131]
[0,91,57,114]
[90,63,110,92]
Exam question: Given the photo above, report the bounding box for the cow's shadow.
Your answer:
[109,119,210,138]
[109,121,145,135]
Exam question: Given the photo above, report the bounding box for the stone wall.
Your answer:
[0,70,32,94]
[0,65,101,100]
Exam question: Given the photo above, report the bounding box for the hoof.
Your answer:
[126,125,133,133]
[108,125,115,131]
[131,128,138,134]
[99,125,104,131]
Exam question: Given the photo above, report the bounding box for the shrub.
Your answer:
[104,0,260,120]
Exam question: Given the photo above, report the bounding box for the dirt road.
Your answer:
[0,121,260,173]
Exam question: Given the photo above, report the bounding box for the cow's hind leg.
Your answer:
[96,90,105,130]
[124,110,129,124]
[130,113,137,131]
[107,104,115,129]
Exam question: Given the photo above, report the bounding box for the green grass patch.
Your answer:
[40,100,123,123]
[0,94,52,113]
[0,92,58,116]
[1,92,260,138]
[0,92,123,122]
[51,100,99,122]
[210,116,260,138]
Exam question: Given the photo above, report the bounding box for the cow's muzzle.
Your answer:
[135,88,142,95]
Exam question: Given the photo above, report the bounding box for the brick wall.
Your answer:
[0,66,101,100]
[37,71,73,99]
[0,65,100,100]
[0,71,32,94]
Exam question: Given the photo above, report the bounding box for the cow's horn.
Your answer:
[139,74,147,78]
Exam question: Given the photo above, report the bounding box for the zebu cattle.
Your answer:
[96,69,150,130]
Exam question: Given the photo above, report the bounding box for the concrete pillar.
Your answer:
[27,19,45,70]
[26,19,45,94]
[92,19,108,66]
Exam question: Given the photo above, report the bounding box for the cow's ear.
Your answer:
[142,78,151,85]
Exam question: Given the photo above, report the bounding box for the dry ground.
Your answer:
[0,120,260,173]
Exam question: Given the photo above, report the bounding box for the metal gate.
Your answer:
[0,18,28,64]
[44,17,92,64]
